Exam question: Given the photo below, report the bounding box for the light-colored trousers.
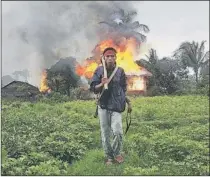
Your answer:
[98,106,123,159]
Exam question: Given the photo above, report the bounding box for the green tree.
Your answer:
[47,57,80,96]
[137,49,162,91]
[137,49,188,95]
[174,40,209,85]
[157,57,182,94]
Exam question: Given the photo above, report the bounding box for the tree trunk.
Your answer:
[55,80,59,92]
[66,84,70,96]
[195,68,199,86]
[195,72,198,84]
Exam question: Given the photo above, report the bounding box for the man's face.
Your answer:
[104,50,116,68]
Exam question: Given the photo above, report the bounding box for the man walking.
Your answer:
[90,47,132,165]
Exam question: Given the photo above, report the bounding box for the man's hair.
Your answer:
[102,47,117,56]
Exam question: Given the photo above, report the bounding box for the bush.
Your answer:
[1,95,209,175]
[39,92,71,103]
[123,166,159,175]
[70,88,95,100]
[43,131,92,163]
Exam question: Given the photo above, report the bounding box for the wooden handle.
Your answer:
[101,57,108,90]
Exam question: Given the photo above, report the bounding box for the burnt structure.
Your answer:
[1,81,40,100]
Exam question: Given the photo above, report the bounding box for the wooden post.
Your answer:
[101,56,108,90]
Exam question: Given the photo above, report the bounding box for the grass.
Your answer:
[1,95,209,175]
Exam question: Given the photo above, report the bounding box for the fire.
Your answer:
[39,70,51,93]
[76,60,98,79]
[76,37,149,91]
[98,38,142,73]
[76,37,141,77]
[127,76,145,91]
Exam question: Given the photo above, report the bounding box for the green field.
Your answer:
[1,95,209,175]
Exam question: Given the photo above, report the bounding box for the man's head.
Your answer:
[102,47,117,69]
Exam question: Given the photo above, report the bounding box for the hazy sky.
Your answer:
[3,1,209,58]
[134,1,209,58]
[2,1,209,84]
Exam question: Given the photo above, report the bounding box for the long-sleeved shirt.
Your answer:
[90,65,127,113]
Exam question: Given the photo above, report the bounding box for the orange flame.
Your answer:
[76,37,142,76]
[76,37,150,91]
[95,38,141,73]
[39,70,51,93]
[127,76,146,91]
[76,60,98,79]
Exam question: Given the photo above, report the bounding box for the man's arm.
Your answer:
[120,68,127,93]
[126,97,131,104]
[126,96,132,113]
[120,68,132,113]
[90,66,107,94]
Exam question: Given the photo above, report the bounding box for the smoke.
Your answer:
[2,1,138,86]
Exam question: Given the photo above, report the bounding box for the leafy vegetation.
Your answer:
[137,41,209,96]
[1,95,209,175]
[46,57,80,96]
[174,40,209,85]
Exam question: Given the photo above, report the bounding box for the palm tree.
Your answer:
[137,49,186,94]
[137,48,159,72]
[174,40,209,84]
[136,49,161,88]
[99,9,150,43]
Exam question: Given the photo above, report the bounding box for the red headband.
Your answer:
[103,50,116,56]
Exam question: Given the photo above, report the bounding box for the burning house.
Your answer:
[126,68,152,95]
[38,40,152,96]
[37,7,152,96]
[74,8,152,95]
[75,38,152,95]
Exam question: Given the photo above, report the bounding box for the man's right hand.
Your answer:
[101,78,108,86]
[95,78,109,90]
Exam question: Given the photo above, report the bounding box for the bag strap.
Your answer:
[107,66,118,85]
[97,66,119,100]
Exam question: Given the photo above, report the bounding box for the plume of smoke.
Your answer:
[2,1,136,87]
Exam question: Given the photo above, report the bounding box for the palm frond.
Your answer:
[98,8,149,45]
[189,42,197,56]
[187,44,198,64]
[139,58,151,66]
[145,54,150,60]
[138,58,153,71]
[147,49,158,65]
[176,42,198,65]
[199,40,206,52]
[128,10,137,17]
[178,41,191,49]
[176,42,193,55]
[199,51,209,65]
[129,22,150,33]
[137,24,150,33]
[132,32,147,42]
[130,21,141,29]
[99,21,117,28]
[197,40,206,62]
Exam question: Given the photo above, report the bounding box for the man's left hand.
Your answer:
[127,104,132,113]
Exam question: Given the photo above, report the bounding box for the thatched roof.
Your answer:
[2,81,40,98]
